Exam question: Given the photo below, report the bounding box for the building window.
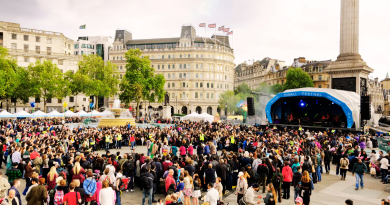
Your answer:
[196,54,199,58]
[168,74,171,78]
[24,57,29,62]
[120,74,123,79]
[35,97,40,103]
[195,82,198,88]
[47,47,52,55]
[180,54,182,58]
[179,73,182,79]
[162,65,164,69]
[200,73,203,78]
[184,64,186,69]
[158,65,160,69]
[58,60,63,65]
[69,97,74,102]
[196,73,198,78]
[83,98,86,101]
[188,54,190,58]
[318,75,322,80]
[47,98,52,103]
[35,46,40,54]
[211,83,214,88]
[81,51,84,55]
[207,93,209,98]
[24,35,29,41]
[47,38,52,44]
[182,82,186,87]
[211,93,214,99]
[179,64,182,69]
[200,83,203,88]
[12,34,17,40]
[200,92,203,98]
[11,43,17,50]
[172,64,175,69]
[172,73,175,78]
[58,99,62,103]
[172,83,175,88]
[36,36,40,42]
[168,83,171,88]
[24,44,29,52]
[162,55,164,59]
[196,64,198,69]
[168,65,170,69]
[207,83,210,88]
[168,55,170,59]
[319,85,322,88]
[195,92,198,98]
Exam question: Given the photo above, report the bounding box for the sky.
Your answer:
[1,0,389,79]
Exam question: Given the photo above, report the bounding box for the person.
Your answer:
[214,177,223,201]
[282,161,293,200]
[6,163,22,186]
[183,171,193,205]
[25,178,47,205]
[71,162,86,185]
[340,155,349,181]
[63,182,82,205]
[1,189,20,205]
[324,147,332,174]
[115,171,124,205]
[295,196,303,205]
[257,160,269,193]
[215,159,227,194]
[243,183,262,205]
[9,179,21,205]
[203,164,216,186]
[380,155,389,183]
[271,167,283,203]
[263,183,277,205]
[156,198,164,205]
[352,158,367,190]
[141,166,154,205]
[236,172,248,204]
[0,172,10,198]
[192,174,201,205]
[83,171,97,205]
[204,182,219,205]
[23,161,34,196]
[292,167,303,203]
[99,168,111,184]
[46,166,58,191]
[300,171,312,205]
[165,169,176,194]
[99,180,115,205]
[25,178,38,196]
[74,179,85,205]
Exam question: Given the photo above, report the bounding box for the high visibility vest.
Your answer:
[298,127,302,131]
[117,134,122,140]
[200,134,204,141]
[230,136,235,144]
[332,129,335,134]
[105,135,110,142]
[273,126,277,130]
[149,133,153,139]
[90,139,95,145]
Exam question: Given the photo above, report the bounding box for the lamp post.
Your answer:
[225,102,228,118]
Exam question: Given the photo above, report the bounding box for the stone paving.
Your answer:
[6,145,389,205]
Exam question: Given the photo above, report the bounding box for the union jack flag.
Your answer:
[199,23,206,27]
[208,23,216,28]
[218,26,224,31]
[227,31,233,35]
[223,28,230,32]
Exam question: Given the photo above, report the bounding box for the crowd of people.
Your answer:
[0,118,389,205]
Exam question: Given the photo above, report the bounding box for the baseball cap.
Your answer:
[295,197,303,203]
[238,172,244,177]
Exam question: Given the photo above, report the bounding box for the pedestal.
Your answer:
[163,106,172,119]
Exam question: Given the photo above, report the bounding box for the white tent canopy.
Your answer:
[196,113,214,123]
[0,111,14,118]
[47,110,63,117]
[181,112,200,121]
[64,110,77,117]
[101,109,113,116]
[90,110,102,116]
[77,110,89,117]
[32,110,47,117]
[14,110,32,117]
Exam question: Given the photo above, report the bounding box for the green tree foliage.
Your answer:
[254,82,283,94]
[271,84,284,94]
[234,83,251,95]
[119,49,166,117]
[28,60,65,112]
[75,54,120,109]
[283,67,314,90]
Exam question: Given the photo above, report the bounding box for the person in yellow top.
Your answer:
[90,137,96,151]
[199,133,205,142]
[105,133,112,151]
[115,131,122,149]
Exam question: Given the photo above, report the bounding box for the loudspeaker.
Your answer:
[247,97,255,116]
[361,96,371,120]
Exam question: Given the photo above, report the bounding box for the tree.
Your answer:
[234,83,251,95]
[270,84,284,94]
[283,67,314,91]
[119,49,166,118]
[218,90,235,115]
[74,54,120,109]
[28,60,65,112]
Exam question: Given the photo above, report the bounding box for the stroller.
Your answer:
[370,162,381,179]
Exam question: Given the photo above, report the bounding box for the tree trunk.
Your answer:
[44,99,47,113]
[95,96,99,111]
[136,101,140,118]
[6,99,9,111]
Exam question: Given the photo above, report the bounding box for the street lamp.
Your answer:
[225,102,228,118]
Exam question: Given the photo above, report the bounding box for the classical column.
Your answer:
[338,0,362,60]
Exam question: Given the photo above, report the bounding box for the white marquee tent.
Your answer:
[32,110,48,117]
[14,110,32,117]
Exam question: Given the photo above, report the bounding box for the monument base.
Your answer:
[163,106,172,119]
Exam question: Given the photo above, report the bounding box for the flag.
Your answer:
[236,100,244,108]
[223,28,230,32]
[199,23,206,27]
[218,26,224,31]
[227,31,233,35]
[208,23,216,28]
[79,24,86,29]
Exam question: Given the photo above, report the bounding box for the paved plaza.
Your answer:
[5,145,389,205]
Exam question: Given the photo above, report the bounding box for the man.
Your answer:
[25,178,38,196]
[204,182,219,205]
[352,158,367,190]
[215,159,227,194]
[292,167,303,202]
[141,166,154,205]
[1,189,19,205]
[0,172,10,198]
[63,182,82,205]
[11,147,21,165]
[26,178,47,205]
[324,147,332,174]
[257,160,269,193]
[243,183,262,205]
[252,154,262,171]
[165,169,176,194]
[8,179,21,205]
[272,167,283,203]
[5,163,22,189]
[203,164,217,185]
[104,132,111,151]
[246,164,256,186]
[235,172,248,204]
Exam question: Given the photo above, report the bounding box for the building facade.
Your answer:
[0,21,89,112]
[109,25,235,116]
[74,36,113,61]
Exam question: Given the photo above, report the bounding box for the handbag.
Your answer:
[75,191,82,205]
[311,165,316,173]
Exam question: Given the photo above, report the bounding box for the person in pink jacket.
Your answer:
[180,141,187,157]
[95,181,102,205]
[187,145,194,156]
[282,161,293,200]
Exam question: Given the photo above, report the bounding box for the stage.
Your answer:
[268,123,362,133]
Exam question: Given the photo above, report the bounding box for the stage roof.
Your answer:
[265,88,361,128]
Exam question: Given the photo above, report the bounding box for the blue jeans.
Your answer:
[142,188,153,205]
[309,173,314,190]
[355,174,364,188]
[105,142,110,151]
[116,190,121,205]
[316,166,322,181]
[131,141,136,149]
[325,161,330,173]
[382,169,388,181]
[116,140,122,149]
[147,149,150,156]
[294,189,299,204]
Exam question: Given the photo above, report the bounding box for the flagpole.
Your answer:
[205,22,207,41]
[214,26,216,43]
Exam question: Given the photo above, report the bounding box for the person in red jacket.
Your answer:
[282,161,293,199]
[165,169,176,193]
[162,156,173,173]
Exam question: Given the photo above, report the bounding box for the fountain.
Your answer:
[97,98,136,127]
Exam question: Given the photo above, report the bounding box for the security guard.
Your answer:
[105,133,111,151]
[199,133,205,141]
[90,137,96,151]
[116,132,122,149]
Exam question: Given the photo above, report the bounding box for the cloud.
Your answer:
[0,0,388,79]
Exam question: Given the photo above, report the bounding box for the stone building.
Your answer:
[109,25,235,116]
[0,21,89,112]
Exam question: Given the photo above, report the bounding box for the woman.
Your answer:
[214,177,223,201]
[264,183,277,205]
[340,155,349,181]
[282,161,293,200]
[46,166,58,190]
[291,158,300,173]
[180,141,187,158]
[56,179,68,196]
[192,174,201,205]
[42,154,50,180]
[183,171,192,205]
[99,168,111,184]
[300,171,312,205]
[71,162,86,185]
[105,160,116,185]
[99,180,115,205]
[83,171,97,205]
[23,160,34,195]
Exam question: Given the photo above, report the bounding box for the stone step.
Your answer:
[98,118,135,127]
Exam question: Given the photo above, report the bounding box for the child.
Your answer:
[156,198,164,205]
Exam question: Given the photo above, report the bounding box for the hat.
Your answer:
[252,183,259,188]
[238,172,244,177]
[295,197,303,203]
[246,164,251,168]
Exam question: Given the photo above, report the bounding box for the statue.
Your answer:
[164,93,170,106]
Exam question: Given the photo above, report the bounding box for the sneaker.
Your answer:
[355,188,358,190]
[130,189,135,192]
[126,190,129,192]
[361,187,364,189]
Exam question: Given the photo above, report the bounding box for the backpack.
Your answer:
[140,174,151,190]
[53,190,64,205]
[272,175,281,186]
[123,160,135,173]
[118,178,129,191]
[294,182,302,191]
[341,158,348,167]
